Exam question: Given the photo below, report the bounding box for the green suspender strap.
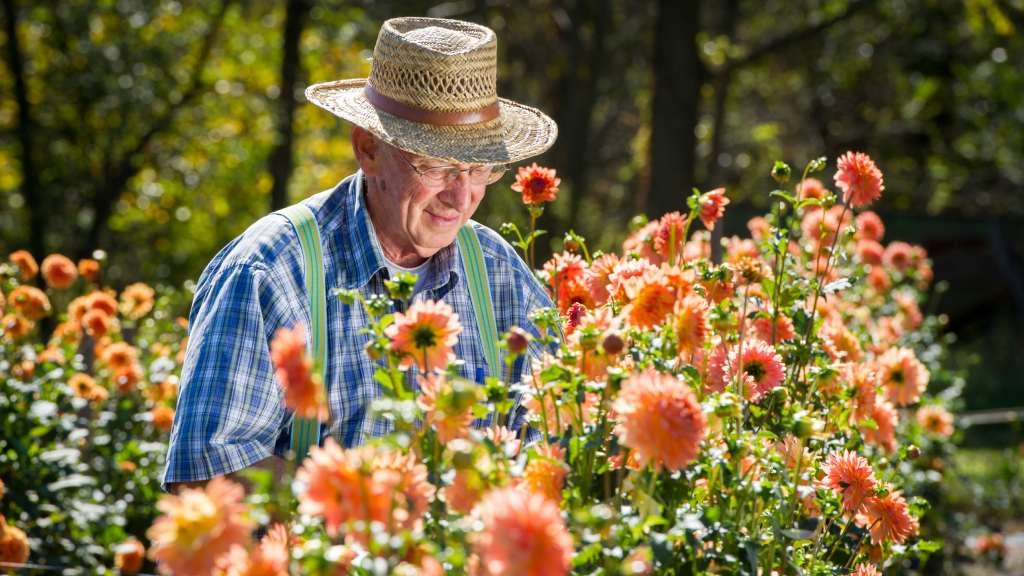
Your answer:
[278,204,328,461]
[456,224,501,381]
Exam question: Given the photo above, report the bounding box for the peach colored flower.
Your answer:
[916,405,954,438]
[484,426,522,457]
[444,468,488,514]
[622,269,677,329]
[88,291,119,317]
[9,285,51,320]
[41,254,78,289]
[851,563,881,576]
[113,363,143,394]
[0,517,30,565]
[387,299,463,372]
[861,399,898,453]
[821,321,862,362]
[674,294,709,357]
[82,308,113,339]
[723,237,759,264]
[877,347,929,406]
[622,220,661,264]
[728,339,786,403]
[822,450,876,513]
[512,163,560,205]
[849,363,880,422]
[521,444,568,503]
[472,487,573,576]
[115,537,146,574]
[867,267,891,292]
[78,258,101,283]
[834,151,884,208]
[857,488,919,545]
[584,253,619,305]
[855,211,885,242]
[775,435,809,471]
[747,216,770,240]
[543,252,586,291]
[270,325,327,420]
[120,282,156,320]
[101,341,140,371]
[9,250,38,280]
[895,292,923,331]
[296,440,434,539]
[653,211,688,260]
[702,345,730,393]
[883,241,914,272]
[219,523,289,576]
[797,177,828,204]
[417,373,477,443]
[613,369,706,471]
[607,258,658,302]
[152,405,175,432]
[750,313,796,344]
[147,477,253,576]
[2,314,33,340]
[699,188,729,230]
[856,240,884,266]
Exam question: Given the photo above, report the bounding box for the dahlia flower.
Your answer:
[521,443,568,503]
[699,188,729,230]
[916,405,954,438]
[120,282,156,319]
[219,523,289,576]
[41,254,78,289]
[9,250,38,280]
[674,294,710,356]
[852,563,882,576]
[728,339,786,403]
[9,285,51,320]
[822,450,876,513]
[114,538,146,574]
[653,211,688,260]
[147,477,253,575]
[387,299,463,372]
[511,163,560,205]
[78,258,101,283]
[858,488,919,545]
[855,211,885,242]
[472,487,573,576]
[834,151,884,208]
[613,369,706,471]
[877,347,929,406]
[622,269,677,329]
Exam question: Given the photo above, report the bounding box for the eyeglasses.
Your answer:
[398,154,507,187]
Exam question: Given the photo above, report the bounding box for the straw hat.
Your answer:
[305,17,557,164]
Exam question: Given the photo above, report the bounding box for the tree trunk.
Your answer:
[269,0,311,211]
[647,0,702,218]
[2,0,45,258]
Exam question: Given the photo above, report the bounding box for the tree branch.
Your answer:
[717,0,875,77]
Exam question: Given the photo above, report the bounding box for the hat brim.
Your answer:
[305,79,558,165]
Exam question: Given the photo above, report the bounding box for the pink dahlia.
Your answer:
[822,450,876,513]
[834,151,884,208]
[472,487,573,576]
[612,369,706,471]
[728,339,786,403]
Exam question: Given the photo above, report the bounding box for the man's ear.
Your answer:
[351,126,380,176]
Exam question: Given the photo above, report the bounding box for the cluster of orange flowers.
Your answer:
[0,479,29,567]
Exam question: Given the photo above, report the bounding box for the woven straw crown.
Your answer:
[305,17,557,164]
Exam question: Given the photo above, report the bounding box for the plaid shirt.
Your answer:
[163,172,554,487]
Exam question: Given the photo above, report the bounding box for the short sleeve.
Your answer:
[162,261,296,488]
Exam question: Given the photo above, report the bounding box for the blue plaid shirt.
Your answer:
[163,172,554,487]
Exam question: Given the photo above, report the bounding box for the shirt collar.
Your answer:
[340,170,460,294]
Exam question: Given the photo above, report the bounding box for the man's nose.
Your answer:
[438,173,473,210]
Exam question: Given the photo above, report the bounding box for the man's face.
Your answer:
[369,142,488,263]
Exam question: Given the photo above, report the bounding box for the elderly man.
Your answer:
[163,17,558,491]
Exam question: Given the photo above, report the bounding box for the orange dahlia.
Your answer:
[699,188,729,230]
[147,477,253,576]
[9,250,38,280]
[78,258,101,283]
[916,405,954,438]
[82,308,113,339]
[417,373,477,443]
[511,163,560,205]
[653,211,688,260]
[622,269,677,329]
[877,347,929,406]
[861,399,898,454]
[444,468,488,515]
[750,313,796,344]
[613,369,706,471]
[41,254,78,289]
[101,342,139,370]
[857,488,919,545]
[855,211,885,242]
[674,294,709,356]
[120,282,156,320]
[114,537,146,574]
[834,151,884,208]
[9,285,51,321]
[2,314,33,340]
[0,517,29,565]
[821,450,876,513]
[856,240,884,266]
[797,177,828,204]
[387,299,463,372]
[584,253,620,305]
[728,339,785,403]
[296,439,434,539]
[151,405,175,432]
[269,325,327,420]
[521,443,568,503]
[851,563,881,576]
[219,523,289,576]
[88,290,119,317]
[472,487,573,576]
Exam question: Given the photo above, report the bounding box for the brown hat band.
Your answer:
[363,84,500,126]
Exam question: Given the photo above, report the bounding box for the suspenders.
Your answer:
[278,203,501,460]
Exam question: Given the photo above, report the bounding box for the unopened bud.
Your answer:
[505,326,530,355]
[907,445,921,460]
[771,161,791,184]
[563,234,581,253]
[602,332,625,355]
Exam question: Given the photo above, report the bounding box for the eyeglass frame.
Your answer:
[396,152,508,187]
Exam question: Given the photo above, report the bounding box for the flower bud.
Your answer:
[771,161,791,184]
[906,445,921,460]
[602,332,625,355]
[505,326,530,356]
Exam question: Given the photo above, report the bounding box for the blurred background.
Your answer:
[1,0,1022,562]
